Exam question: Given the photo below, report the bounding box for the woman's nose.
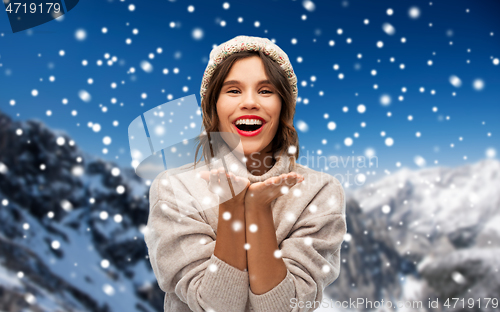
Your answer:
[240,92,260,108]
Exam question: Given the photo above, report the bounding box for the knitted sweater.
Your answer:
[144,143,347,312]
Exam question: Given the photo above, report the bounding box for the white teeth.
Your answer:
[235,119,263,125]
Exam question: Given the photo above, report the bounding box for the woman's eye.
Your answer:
[227,90,272,94]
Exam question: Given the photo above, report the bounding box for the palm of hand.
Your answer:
[199,168,250,204]
[245,172,304,207]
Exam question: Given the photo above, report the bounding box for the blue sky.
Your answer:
[0,0,498,187]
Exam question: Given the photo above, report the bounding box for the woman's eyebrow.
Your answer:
[222,79,271,87]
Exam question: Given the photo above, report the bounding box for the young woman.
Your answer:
[145,35,347,312]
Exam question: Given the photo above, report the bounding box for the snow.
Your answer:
[0,264,23,288]
[1,190,155,312]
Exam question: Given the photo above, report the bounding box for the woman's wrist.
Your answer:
[244,199,272,215]
[219,197,245,213]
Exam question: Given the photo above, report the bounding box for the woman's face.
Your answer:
[216,56,281,156]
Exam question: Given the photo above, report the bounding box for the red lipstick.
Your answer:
[232,115,266,137]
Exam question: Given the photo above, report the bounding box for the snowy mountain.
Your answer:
[325,159,500,311]
[1,109,499,312]
[0,110,160,311]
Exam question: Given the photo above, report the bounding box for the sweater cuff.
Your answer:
[249,269,295,312]
[199,254,249,310]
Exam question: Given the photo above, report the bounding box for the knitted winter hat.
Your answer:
[200,35,298,106]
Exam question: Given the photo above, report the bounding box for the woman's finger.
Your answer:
[199,170,210,181]
[279,174,290,184]
[293,173,304,183]
[209,168,219,186]
[228,172,239,184]
[297,173,304,182]
[228,172,249,197]
[286,172,297,180]
[282,174,293,186]
[265,176,278,186]
[218,168,228,185]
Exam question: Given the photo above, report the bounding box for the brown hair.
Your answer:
[192,50,299,171]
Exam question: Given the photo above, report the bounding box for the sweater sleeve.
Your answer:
[248,176,347,312]
[144,172,249,312]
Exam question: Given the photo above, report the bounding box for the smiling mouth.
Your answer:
[234,123,263,132]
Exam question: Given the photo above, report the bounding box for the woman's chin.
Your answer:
[240,143,263,156]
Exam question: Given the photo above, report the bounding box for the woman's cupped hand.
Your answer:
[199,168,250,205]
[199,169,304,209]
[245,172,304,209]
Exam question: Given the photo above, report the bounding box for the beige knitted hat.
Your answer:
[200,35,298,106]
